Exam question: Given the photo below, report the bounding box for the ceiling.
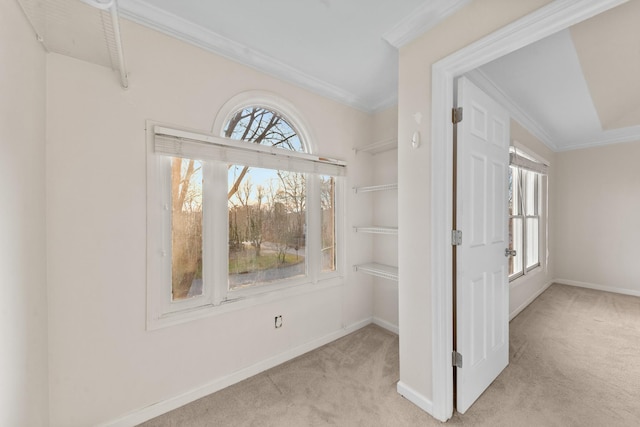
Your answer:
[470,0,640,152]
[117,0,470,112]
[20,0,640,152]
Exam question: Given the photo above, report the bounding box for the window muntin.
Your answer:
[509,166,541,280]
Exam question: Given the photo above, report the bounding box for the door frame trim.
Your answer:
[429,0,628,421]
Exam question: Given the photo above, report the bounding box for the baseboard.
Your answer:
[396,381,435,418]
[554,279,640,298]
[99,317,373,427]
[372,316,399,335]
[509,280,553,321]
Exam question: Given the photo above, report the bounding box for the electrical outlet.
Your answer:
[274,315,283,329]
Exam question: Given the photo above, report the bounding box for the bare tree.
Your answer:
[225,107,300,200]
[277,171,306,258]
[171,158,202,300]
[320,176,336,270]
[250,185,265,257]
[171,106,303,293]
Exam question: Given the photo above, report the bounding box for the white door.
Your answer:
[455,76,510,414]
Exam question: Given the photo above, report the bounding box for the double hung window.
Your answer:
[147,105,344,328]
[508,147,547,281]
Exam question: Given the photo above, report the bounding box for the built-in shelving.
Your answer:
[354,138,398,155]
[353,139,398,281]
[353,183,398,193]
[353,226,398,235]
[354,262,398,281]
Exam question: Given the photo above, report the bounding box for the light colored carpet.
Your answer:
[140,284,640,426]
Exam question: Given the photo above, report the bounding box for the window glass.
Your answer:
[228,166,306,290]
[509,217,523,277]
[171,158,204,301]
[224,106,304,152]
[321,175,336,272]
[508,151,542,281]
[524,170,537,216]
[224,106,310,292]
[526,218,539,269]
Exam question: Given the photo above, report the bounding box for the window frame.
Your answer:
[508,144,546,283]
[146,109,345,330]
[508,166,541,281]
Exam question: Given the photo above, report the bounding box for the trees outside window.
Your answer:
[148,103,344,327]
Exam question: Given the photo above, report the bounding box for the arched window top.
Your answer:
[223,106,304,153]
[213,91,316,154]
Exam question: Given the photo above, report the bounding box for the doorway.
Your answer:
[428,0,627,421]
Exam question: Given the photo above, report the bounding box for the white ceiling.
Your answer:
[21,0,640,152]
[117,0,470,113]
[471,29,640,152]
[469,30,607,152]
[470,0,640,152]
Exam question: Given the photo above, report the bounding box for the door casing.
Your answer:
[428,0,627,421]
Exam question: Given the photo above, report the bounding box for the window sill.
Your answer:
[509,265,543,288]
[147,275,344,330]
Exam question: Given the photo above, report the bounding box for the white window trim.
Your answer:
[146,120,345,330]
[508,142,548,283]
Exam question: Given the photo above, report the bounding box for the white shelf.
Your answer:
[354,262,398,281]
[354,138,398,155]
[18,0,129,88]
[353,226,398,235]
[353,183,398,193]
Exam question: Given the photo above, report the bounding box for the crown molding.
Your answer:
[369,92,398,113]
[382,0,471,49]
[556,125,640,151]
[117,0,377,113]
[465,69,558,151]
[466,68,640,152]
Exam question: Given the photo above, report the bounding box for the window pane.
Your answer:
[509,166,519,216]
[228,166,306,290]
[171,158,203,301]
[526,217,539,269]
[321,176,336,272]
[524,170,537,216]
[509,217,523,277]
[224,106,304,152]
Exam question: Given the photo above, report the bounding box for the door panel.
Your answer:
[456,76,510,414]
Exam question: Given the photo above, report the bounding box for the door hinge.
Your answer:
[452,107,463,124]
[451,230,462,246]
[452,351,463,368]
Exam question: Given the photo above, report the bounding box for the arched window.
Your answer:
[224,106,304,151]
[146,98,344,328]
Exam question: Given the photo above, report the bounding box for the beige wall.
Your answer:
[554,141,640,296]
[509,120,556,317]
[46,19,375,426]
[397,0,552,407]
[0,1,49,426]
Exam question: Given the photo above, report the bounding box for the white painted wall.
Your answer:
[46,20,374,426]
[554,140,640,296]
[397,0,552,407]
[0,1,49,426]
[509,120,556,319]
